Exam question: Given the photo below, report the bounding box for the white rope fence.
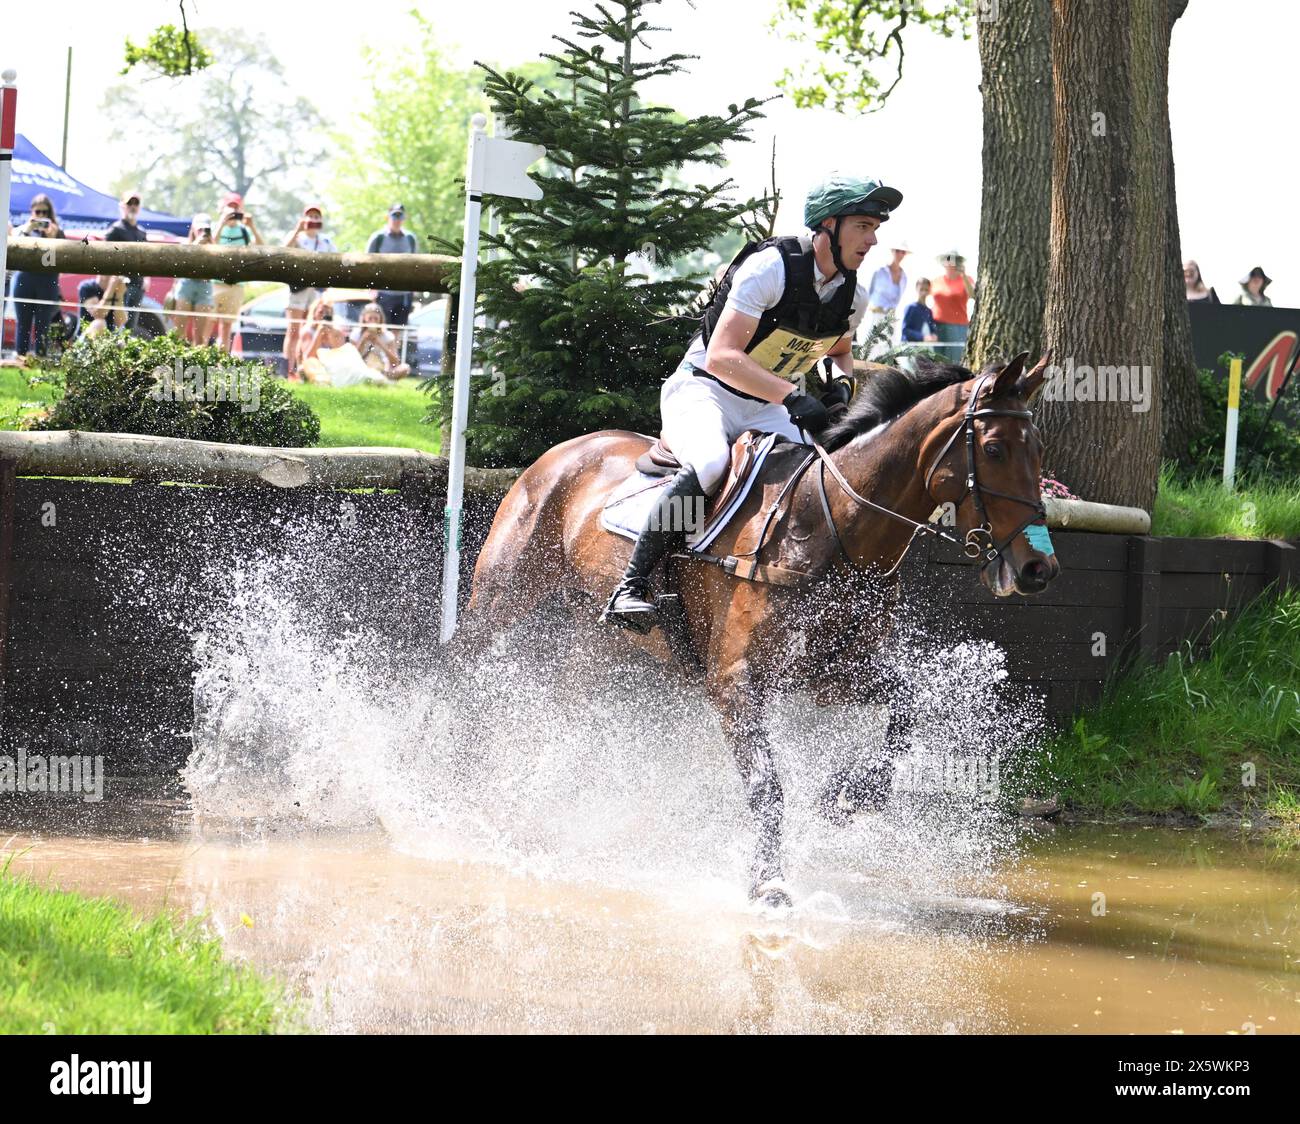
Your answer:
[3,293,429,349]
[8,293,243,322]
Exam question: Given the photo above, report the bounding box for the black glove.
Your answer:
[782,390,831,434]
[820,376,854,409]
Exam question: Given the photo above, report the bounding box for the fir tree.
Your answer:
[455,0,768,467]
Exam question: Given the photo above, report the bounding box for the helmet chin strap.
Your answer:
[817,217,849,278]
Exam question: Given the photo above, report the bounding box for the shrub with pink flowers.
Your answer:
[1040,475,1077,500]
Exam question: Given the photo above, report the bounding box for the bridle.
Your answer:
[916,370,1048,568]
[739,372,1046,582]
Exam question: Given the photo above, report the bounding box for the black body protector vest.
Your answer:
[698,235,857,384]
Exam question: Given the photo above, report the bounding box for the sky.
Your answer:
[7,0,1297,306]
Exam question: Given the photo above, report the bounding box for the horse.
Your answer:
[460,351,1059,906]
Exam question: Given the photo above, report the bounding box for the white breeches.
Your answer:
[659,362,808,495]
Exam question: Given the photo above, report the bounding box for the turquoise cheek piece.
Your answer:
[1024,523,1055,555]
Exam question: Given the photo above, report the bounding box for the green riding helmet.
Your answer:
[804,174,903,276]
[804,175,903,228]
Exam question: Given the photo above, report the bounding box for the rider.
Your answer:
[603,173,904,629]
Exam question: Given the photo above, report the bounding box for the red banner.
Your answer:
[0,85,15,151]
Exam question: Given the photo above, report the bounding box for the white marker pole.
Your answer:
[0,71,18,312]
[1223,356,1242,490]
[440,113,488,645]
[438,116,545,644]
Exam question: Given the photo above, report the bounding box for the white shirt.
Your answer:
[866,264,907,311]
[684,245,869,369]
[294,232,337,254]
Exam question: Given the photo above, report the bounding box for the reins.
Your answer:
[686,371,1047,587]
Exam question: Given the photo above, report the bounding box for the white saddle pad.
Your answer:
[600,431,781,553]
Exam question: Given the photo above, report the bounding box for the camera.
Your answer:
[306,219,322,230]
[230,211,244,221]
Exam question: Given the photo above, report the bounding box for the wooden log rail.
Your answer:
[0,431,519,494]
[5,236,456,293]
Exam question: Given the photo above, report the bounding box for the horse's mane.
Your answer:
[820,357,975,452]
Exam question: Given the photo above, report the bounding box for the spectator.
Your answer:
[861,239,910,347]
[351,302,411,380]
[929,250,975,361]
[1184,259,1218,303]
[366,204,419,361]
[211,193,265,353]
[12,194,65,357]
[105,190,149,333]
[82,276,130,338]
[173,213,217,345]
[1235,266,1273,307]
[294,296,347,382]
[283,203,337,377]
[901,278,940,343]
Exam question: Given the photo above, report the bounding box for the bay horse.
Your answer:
[461,352,1059,906]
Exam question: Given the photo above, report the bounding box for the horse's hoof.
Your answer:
[751,880,794,911]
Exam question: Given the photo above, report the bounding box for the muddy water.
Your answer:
[4,801,1298,1034]
[6,556,1296,1033]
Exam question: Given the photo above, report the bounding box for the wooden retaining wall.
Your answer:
[900,530,1298,716]
[0,463,1294,775]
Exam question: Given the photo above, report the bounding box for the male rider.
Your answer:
[603,173,903,629]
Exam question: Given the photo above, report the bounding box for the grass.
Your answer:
[1022,590,1300,818]
[0,365,62,428]
[0,867,299,1033]
[1152,465,1300,539]
[289,379,440,452]
[1,364,441,454]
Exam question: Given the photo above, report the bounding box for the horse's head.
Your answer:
[922,351,1060,597]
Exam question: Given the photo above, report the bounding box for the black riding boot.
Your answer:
[602,466,707,631]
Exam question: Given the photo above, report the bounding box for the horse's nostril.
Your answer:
[1020,559,1050,584]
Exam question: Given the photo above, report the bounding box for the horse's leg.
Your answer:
[817,667,912,824]
[710,677,789,907]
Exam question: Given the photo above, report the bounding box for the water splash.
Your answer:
[182,531,1048,937]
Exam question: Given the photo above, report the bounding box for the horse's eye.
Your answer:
[984,442,1004,460]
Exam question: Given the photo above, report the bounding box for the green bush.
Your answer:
[1182,359,1300,481]
[1016,591,1300,816]
[35,333,320,447]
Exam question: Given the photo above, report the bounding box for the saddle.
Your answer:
[635,429,770,524]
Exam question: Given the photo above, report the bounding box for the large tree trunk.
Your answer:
[1037,0,1168,511]
[966,0,1053,371]
[1159,0,1203,463]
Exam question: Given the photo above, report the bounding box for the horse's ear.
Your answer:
[1017,350,1052,405]
[986,351,1030,399]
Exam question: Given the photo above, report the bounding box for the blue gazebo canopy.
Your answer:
[7,134,190,236]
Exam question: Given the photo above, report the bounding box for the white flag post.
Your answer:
[0,71,18,303]
[439,114,544,644]
[1223,356,1242,490]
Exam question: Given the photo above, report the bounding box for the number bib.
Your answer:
[747,325,845,381]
